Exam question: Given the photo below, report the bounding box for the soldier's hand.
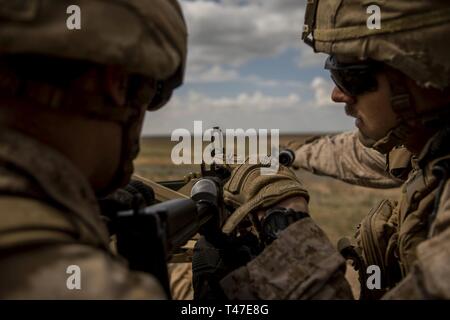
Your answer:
[221,163,309,235]
[98,180,155,234]
[192,234,259,300]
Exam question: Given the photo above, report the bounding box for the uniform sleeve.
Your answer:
[219,180,450,300]
[0,243,167,299]
[290,131,402,188]
[168,262,194,300]
[383,179,450,299]
[220,218,354,300]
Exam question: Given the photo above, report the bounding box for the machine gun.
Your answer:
[110,175,228,298]
[103,127,297,298]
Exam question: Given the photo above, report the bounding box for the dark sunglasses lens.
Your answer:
[330,73,353,96]
[333,70,378,96]
[325,56,379,96]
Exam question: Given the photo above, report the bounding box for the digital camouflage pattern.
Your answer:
[220,217,353,299]
[290,131,406,188]
[220,127,450,299]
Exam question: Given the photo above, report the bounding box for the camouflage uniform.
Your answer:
[0,129,166,298]
[168,263,194,300]
[0,0,187,299]
[220,128,450,300]
[219,0,450,299]
[291,130,407,188]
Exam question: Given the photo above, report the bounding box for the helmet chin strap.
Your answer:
[359,70,417,154]
[359,124,413,154]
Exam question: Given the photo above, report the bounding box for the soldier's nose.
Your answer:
[331,86,356,104]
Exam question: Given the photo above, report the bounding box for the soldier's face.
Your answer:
[94,71,156,195]
[108,78,157,192]
[331,72,399,141]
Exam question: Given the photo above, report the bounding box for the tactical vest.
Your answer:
[340,127,450,299]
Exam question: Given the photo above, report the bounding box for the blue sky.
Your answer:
[142,0,354,135]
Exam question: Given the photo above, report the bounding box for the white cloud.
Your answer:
[187,64,306,88]
[168,90,301,113]
[181,0,308,70]
[140,2,354,136]
[187,65,240,82]
[143,87,353,135]
[296,51,327,69]
[311,77,334,107]
[244,75,306,88]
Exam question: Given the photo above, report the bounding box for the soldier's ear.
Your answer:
[104,66,130,107]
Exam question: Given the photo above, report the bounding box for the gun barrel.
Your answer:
[133,174,189,201]
[116,177,221,255]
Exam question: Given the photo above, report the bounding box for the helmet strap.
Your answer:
[388,71,417,121]
[366,71,417,154]
[371,124,413,154]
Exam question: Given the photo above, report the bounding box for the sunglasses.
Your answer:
[325,55,382,97]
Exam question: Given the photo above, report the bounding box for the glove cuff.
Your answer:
[222,182,309,234]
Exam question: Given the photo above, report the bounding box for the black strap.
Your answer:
[261,207,310,244]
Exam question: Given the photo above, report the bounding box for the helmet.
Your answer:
[0,0,188,110]
[0,0,188,194]
[303,0,450,89]
[303,0,450,153]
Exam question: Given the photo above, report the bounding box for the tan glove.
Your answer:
[221,163,309,234]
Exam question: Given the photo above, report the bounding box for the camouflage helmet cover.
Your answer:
[0,0,188,89]
[303,0,450,90]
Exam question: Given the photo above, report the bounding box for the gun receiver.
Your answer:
[113,177,226,298]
